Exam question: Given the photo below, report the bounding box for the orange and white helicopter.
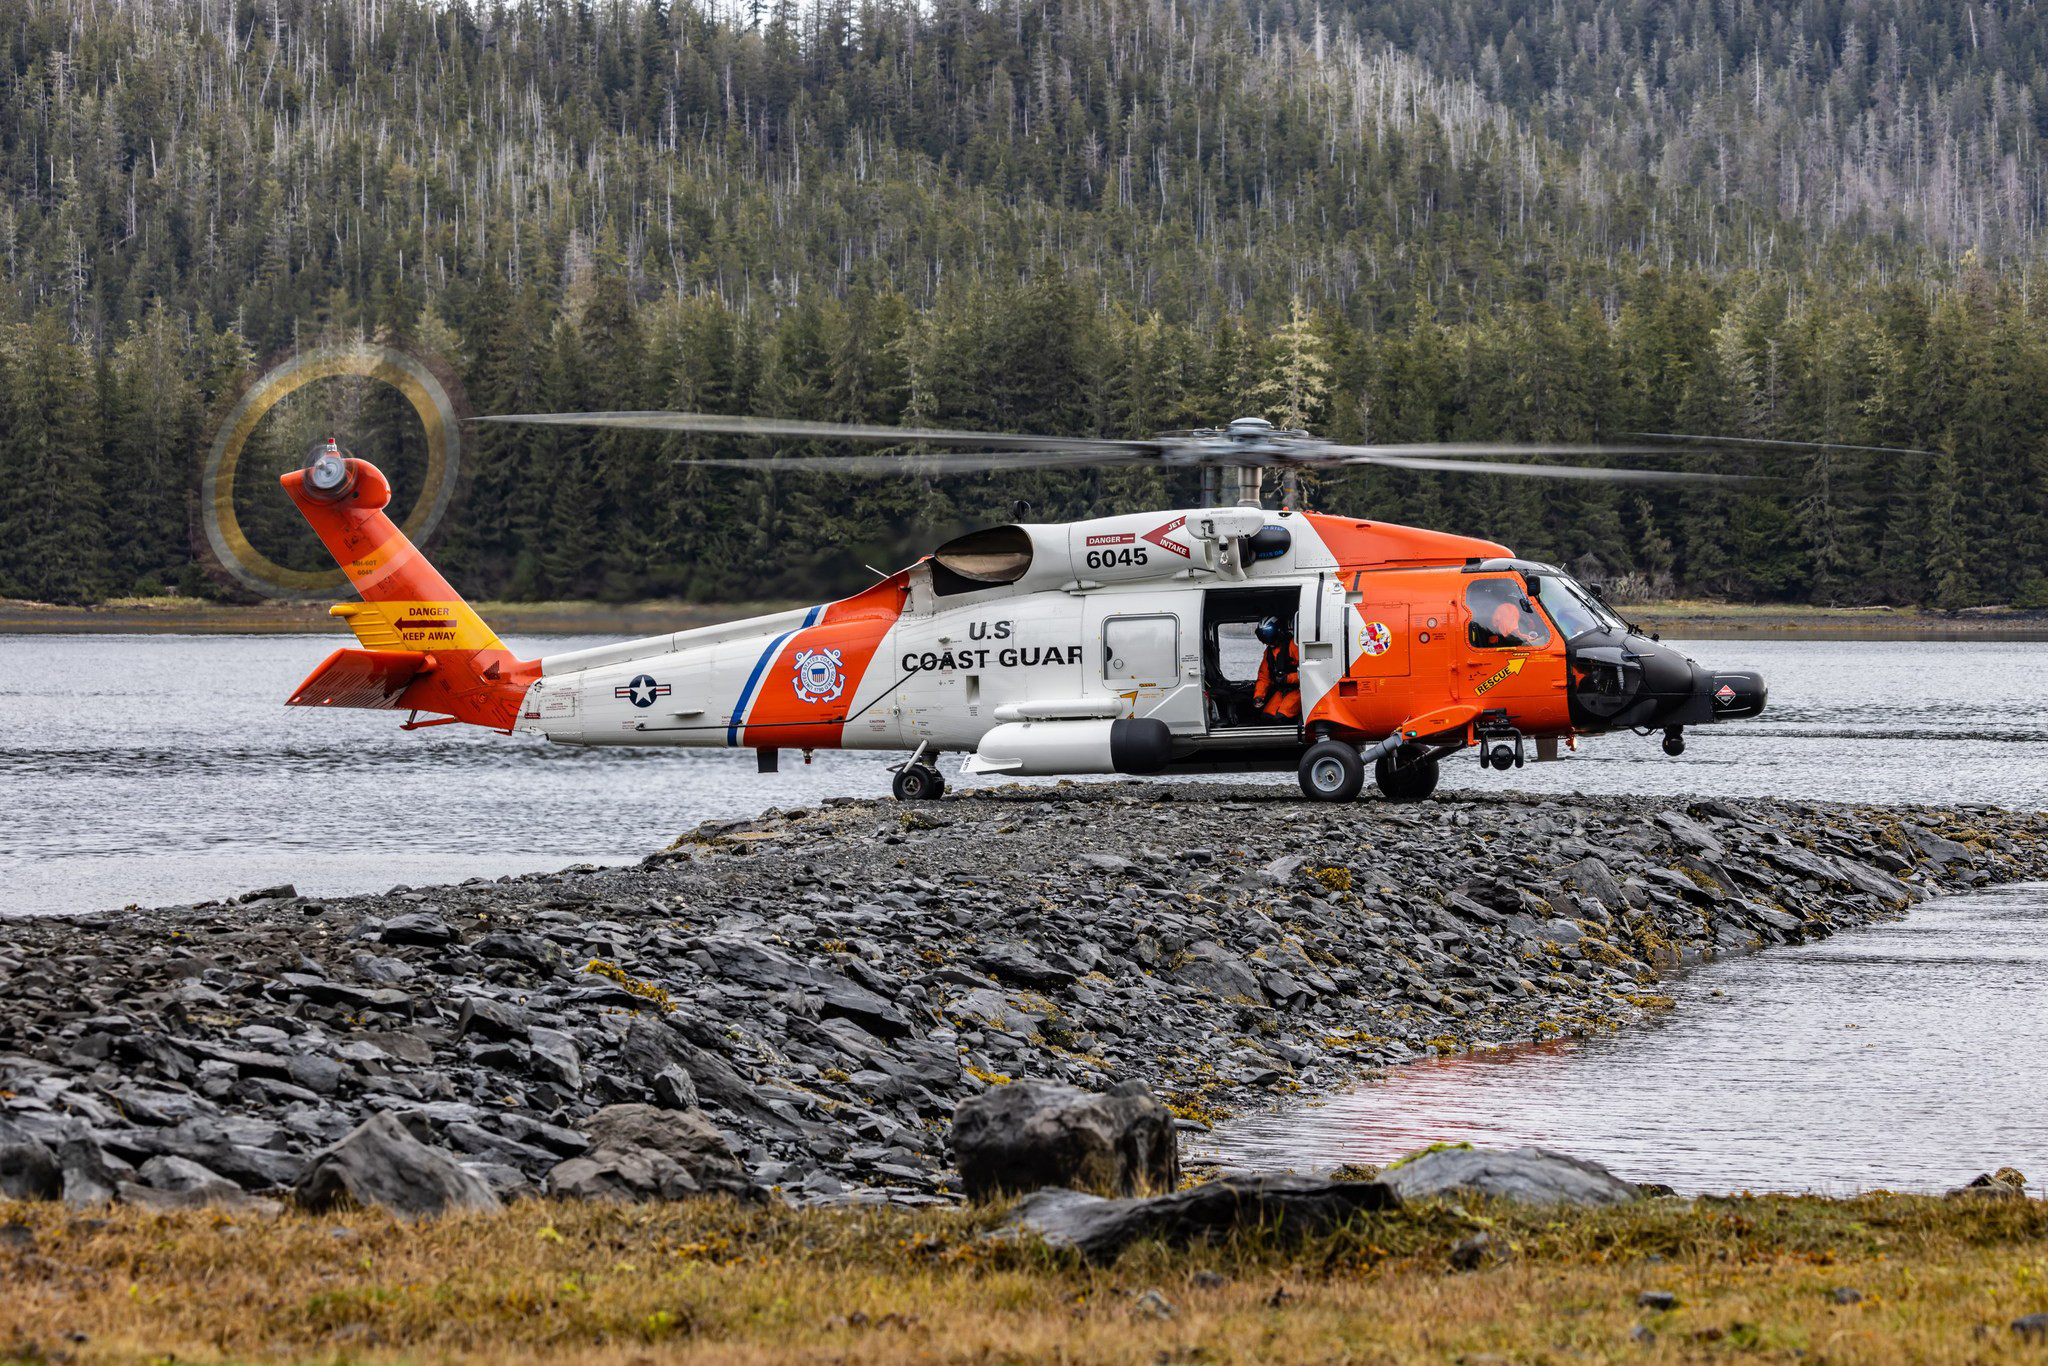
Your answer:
[282,413,1803,802]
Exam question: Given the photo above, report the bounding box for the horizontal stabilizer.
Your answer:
[287,648,429,709]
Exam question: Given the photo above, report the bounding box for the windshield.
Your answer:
[1538,575,1624,639]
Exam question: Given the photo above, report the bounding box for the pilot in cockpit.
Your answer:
[1467,577,1552,650]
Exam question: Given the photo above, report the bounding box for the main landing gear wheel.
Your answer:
[1298,740,1366,802]
[892,764,946,801]
[1374,752,1440,802]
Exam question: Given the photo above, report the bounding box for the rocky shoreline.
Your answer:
[3,787,2044,1211]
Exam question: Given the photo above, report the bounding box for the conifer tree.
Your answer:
[1255,296,1331,431]
[0,311,107,603]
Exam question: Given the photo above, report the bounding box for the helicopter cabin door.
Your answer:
[1090,600,1205,735]
[1297,574,1351,706]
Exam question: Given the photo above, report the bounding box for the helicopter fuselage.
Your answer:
[512,503,1766,787]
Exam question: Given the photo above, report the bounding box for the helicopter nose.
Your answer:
[1642,645,1767,727]
[1692,666,1768,721]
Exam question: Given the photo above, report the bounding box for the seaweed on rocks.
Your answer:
[1,786,2042,1209]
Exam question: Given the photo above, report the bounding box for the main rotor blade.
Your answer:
[478,410,1158,453]
[1626,431,1940,457]
[1338,452,1758,484]
[670,449,1150,475]
[1312,442,1680,460]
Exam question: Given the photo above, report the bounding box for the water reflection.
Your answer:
[1202,882,2048,1194]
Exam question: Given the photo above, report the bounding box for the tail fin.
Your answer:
[282,443,537,730]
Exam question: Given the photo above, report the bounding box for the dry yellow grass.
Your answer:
[4,1191,2048,1363]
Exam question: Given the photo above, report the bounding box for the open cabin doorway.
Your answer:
[1202,586,1305,730]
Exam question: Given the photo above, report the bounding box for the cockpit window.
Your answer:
[1538,576,1617,640]
[1466,577,1552,649]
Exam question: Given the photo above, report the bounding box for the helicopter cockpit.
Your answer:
[1463,557,1764,742]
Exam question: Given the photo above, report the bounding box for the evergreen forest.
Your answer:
[4,0,2048,607]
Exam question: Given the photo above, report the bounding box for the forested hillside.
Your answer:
[1,0,2045,606]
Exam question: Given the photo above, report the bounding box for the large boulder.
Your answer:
[547,1103,755,1203]
[1378,1145,1638,1207]
[1005,1174,1401,1263]
[548,1148,704,1202]
[294,1113,502,1218]
[952,1079,1177,1201]
[585,1104,749,1187]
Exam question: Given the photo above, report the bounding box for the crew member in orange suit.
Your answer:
[1253,616,1302,722]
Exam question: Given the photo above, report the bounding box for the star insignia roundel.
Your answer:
[614,674,673,708]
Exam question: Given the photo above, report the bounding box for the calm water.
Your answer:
[1,634,2044,915]
[1204,881,2048,1195]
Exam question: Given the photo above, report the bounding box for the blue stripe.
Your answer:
[727,630,796,746]
[801,605,822,627]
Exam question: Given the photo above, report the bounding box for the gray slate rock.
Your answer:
[476,932,553,967]
[974,942,1078,989]
[294,1112,502,1218]
[548,1103,753,1202]
[346,955,419,987]
[618,1018,694,1091]
[1910,829,1975,866]
[582,1103,749,1189]
[953,1078,1177,1201]
[444,1122,559,1172]
[696,935,913,1039]
[630,1022,792,1131]
[1171,941,1261,1000]
[1006,1174,1401,1263]
[458,997,529,1041]
[1559,857,1629,913]
[548,1147,704,1202]
[286,1054,348,1096]
[379,914,456,947]
[528,1026,583,1090]
[1378,1145,1638,1207]
[652,1065,699,1110]
[147,1119,306,1190]
[1654,810,1727,856]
